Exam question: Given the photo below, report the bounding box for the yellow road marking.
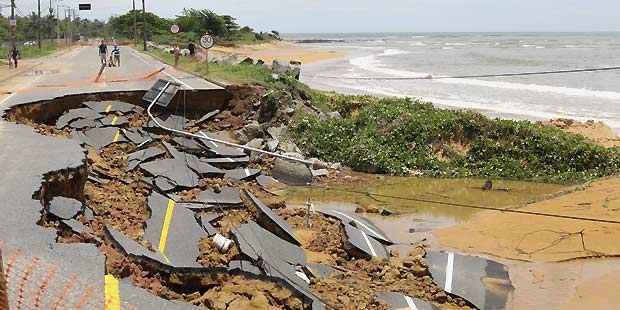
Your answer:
[158,199,176,255]
[111,115,118,126]
[105,104,112,113]
[112,129,121,143]
[104,274,120,310]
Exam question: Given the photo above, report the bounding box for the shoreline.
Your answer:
[210,40,345,65]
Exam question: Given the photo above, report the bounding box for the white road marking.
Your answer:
[130,50,193,90]
[361,231,377,257]
[244,168,250,177]
[444,252,454,293]
[404,295,418,310]
[332,210,387,241]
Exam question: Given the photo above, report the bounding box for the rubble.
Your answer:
[15,95,480,310]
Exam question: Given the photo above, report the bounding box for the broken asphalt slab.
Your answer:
[319,209,393,245]
[47,196,83,219]
[55,107,103,129]
[202,156,250,169]
[123,128,152,145]
[140,159,200,189]
[189,187,243,206]
[83,100,137,114]
[127,146,165,170]
[425,251,513,310]
[144,192,204,268]
[78,126,127,149]
[244,190,301,245]
[224,167,261,181]
[343,224,389,260]
[375,292,438,310]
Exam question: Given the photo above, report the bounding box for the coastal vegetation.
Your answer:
[289,95,620,183]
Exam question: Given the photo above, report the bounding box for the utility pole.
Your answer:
[38,0,42,49]
[142,0,147,51]
[56,1,60,43]
[10,0,15,50]
[133,0,137,44]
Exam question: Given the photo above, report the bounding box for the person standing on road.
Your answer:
[173,45,181,67]
[111,44,121,67]
[188,42,196,57]
[98,40,108,66]
[10,46,20,69]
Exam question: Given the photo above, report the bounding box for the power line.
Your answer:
[308,66,620,81]
[314,186,620,225]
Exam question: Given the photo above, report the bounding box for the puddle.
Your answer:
[285,175,567,222]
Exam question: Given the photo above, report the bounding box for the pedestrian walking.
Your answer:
[98,40,108,66]
[188,42,196,57]
[111,45,121,67]
[10,47,19,69]
[173,45,181,67]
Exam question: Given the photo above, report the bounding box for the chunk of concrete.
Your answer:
[123,128,152,146]
[69,118,99,130]
[127,147,165,170]
[104,225,169,267]
[62,219,90,236]
[425,251,513,310]
[305,263,337,280]
[84,101,136,114]
[245,190,300,245]
[202,156,250,169]
[224,168,261,181]
[185,154,225,177]
[319,209,393,245]
[272,158,313,186]
[98,115,129,127]
[48,197,82,219]
[140,159,200,189]
[144,192,204,268]
[189,109,220,127]
[342,224,389,260]
[375,292,438,310]
[81,127,127,149]
[193,187,242,206]
[172,136,204,153]
[311,169,329,177]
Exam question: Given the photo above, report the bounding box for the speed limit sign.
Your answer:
[200,34,215,49]
[170,24,180,34]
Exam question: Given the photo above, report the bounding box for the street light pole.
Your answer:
[142,0,147,51]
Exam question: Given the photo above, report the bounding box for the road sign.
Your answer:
[170,24,180,34]
[200,34,215,49]
[78,3,91,10]
[9,19,16,27]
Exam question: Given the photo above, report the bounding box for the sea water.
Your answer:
[285,32,620,131]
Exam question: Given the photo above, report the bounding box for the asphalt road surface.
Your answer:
[0,45,220,309]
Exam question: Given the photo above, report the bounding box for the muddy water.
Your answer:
[285,175,566,221]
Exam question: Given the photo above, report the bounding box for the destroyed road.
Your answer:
[0,45,511,310]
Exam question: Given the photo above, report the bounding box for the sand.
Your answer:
[211,41,344,64]
[435,176,620,262]
[542,118,620,148]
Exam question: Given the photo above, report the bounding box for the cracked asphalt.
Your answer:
[0,44,221,308]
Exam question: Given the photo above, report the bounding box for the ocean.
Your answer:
[284,32,620,131]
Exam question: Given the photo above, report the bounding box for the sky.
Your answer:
[6,0,620,33]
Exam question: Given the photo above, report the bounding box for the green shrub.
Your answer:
[290,96,620,183]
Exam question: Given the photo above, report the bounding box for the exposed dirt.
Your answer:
[542,118,620,148]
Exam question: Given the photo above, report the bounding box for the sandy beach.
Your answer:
[211,41,344,64]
